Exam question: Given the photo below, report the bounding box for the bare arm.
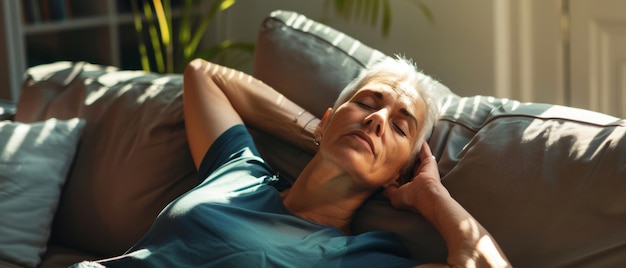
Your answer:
[384,143,511,268]
[183,59,319,168]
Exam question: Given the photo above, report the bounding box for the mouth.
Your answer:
[347,130,375,154]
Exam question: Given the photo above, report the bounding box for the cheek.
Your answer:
[322,110,361,136]
[384,140,413,169]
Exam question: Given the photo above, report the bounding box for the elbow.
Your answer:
[183,58,209,96]
[184,58,206,79]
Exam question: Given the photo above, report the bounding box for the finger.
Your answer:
[419,142,436,165]
[413,145,440,177]
[420,142,434,161]
[383,185,413,210]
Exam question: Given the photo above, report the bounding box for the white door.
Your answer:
[570,0,626,118]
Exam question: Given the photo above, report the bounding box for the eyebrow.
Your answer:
[369,91,420,130]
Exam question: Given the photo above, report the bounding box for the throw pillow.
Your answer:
[17,63,200,257]
[441,102,626,266]
[0,118,85,268]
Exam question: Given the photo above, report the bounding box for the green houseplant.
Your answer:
[130,0,431,73]
[324,0,433,37]
[130,0,254,73]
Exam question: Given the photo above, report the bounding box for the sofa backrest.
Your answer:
[252,9,626,267]
[11,9,626,267]
[16,62,199,256]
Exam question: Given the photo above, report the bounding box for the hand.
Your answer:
[383,142,443,215]
[384,143,511,267]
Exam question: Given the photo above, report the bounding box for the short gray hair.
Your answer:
[333,55,440,182]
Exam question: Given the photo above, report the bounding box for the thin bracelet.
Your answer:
[302,117,317,132]
[294,110,306,123]
[297,117,318,147]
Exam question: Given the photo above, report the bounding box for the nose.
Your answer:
[363,108,389,136]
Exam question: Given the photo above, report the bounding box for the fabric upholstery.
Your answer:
[9,8,626,268]
[254,10,384,119]
[442,102,626,267]
[0,101,16,121]
[253,9,626,267]
[15,62,199,257]
[0,118,84,267]
[254,10,455,119]
[252,10,455,183]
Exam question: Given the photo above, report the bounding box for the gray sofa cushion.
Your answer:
[0,101,15,121]
[254,10,454,119]
[253,9,626,267]
[0,118,84,267]
[12,8,626,267]
[16,62,199,257]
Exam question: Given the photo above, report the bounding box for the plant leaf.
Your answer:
[152,0,170,45]
[381,0,391,37]
[408,0,435,24]
[130,0,151,72]
[194,41,254,60]
[326,0,433,38]
[179,0,194,48]
[185,0,236,61]
[152,0,175,73]
[366,0,377,27]
[142,0,165,73]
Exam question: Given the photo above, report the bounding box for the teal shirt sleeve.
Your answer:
[197,124,263,181]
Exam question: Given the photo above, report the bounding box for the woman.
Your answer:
[74,56,510,267]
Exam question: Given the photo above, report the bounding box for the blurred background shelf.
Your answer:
[0,0,191,102]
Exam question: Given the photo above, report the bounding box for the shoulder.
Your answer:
[198,125,262,178]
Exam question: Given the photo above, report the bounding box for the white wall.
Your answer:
[221,0,565,106]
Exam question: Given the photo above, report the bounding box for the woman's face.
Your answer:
[318,79,426,189]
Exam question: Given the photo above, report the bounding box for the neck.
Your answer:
[281,154,373,234]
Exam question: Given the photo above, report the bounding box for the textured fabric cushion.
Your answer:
[0,118,84,267]
[38,245,100,268]
[15,62,199,257]
[354,95,510,262]
[254,10,386,119]
[253,9,626,267]
[252,9,452,262]
[442,102,626,267]
[357,97,626,266]
[0,101,16,121]
[252,9,454,182]
[254,10,456,119]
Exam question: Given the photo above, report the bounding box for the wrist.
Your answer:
[410,180,450,216]
[295,112,319,153]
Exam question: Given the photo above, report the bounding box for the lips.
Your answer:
[347,130,375,154]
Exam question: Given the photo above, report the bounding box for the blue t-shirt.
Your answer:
[74,125,418,268]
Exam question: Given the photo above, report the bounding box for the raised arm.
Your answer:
[183,59,319,168]
[383,143,511,268]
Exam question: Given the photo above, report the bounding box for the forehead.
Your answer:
[356,79,425,113]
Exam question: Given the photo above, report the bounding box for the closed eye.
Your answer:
[356,101,375,109]
[393,123,407,136]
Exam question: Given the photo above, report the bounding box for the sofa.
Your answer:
[1,9,625,268]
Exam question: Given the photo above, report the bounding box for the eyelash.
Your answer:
[356,101,373,109]
[393,123,407,136]
[356,101,408,136]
